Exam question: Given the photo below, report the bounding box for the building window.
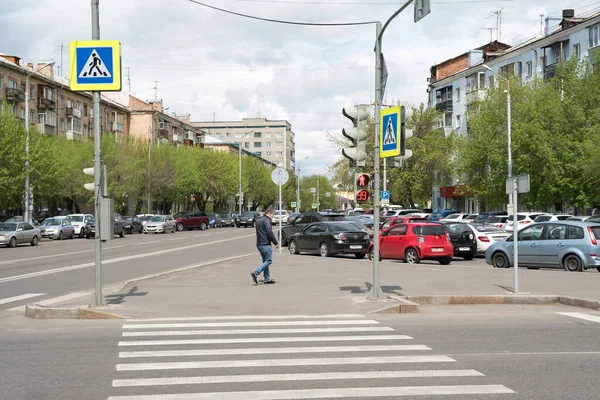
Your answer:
[244,132,250,138]
[254,132,261,138]
[217,133,224,139]
[488,75,495,88]
[277,161,283,167]
[244,142,250,148]
[20,82,26,92]
[235,132,243,138]
[265,142,272,147]
[266,151,272,156]
[254,142,261,148]
[0,76,3,87]
[8,79,17,89]
[276,141,283,147]
[276,151,283,157]
[68,116,82,133]
[526,61,533,77]
[574,43,581,59]
[589,23,600,49]
[456,114,461,129]
[158,119,165,129]
[59,118,65,132]
[83,104,88,116]
[30,87,35,99]
[43,86,54,101]
[266,132,271,137]
[444,112,452,127]
[83,125,89,136]
[29,110,35,123]
[67,99,73,108]
[455,87,460,102]
[226,132,230,138]
[59,96,64,108]
[275,132,283,138]
[39,110,57,126]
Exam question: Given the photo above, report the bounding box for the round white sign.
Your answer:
[271,167,290,185]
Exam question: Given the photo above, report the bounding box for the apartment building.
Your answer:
[192,118,296,170]
[427,8,600,212]
[203,135,276,168]
[0,53,129,140]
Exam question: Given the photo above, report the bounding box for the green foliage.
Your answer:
[0,104,27,210]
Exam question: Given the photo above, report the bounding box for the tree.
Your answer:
[0,105,27,212]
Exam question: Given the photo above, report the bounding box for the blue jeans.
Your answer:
[253,245,272,281]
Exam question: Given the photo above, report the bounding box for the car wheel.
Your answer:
[597,267,600,273]
[172,225,175,233]
[319,242,330,257]
[79,229,85,238]
[289,240,300,254]
[70,230,75,240]
[119,229,125,238]
[355,252,366,259]
[139,226,143,234]
[492,252,509,269]
[58,231,64,240]
[405,248,420,264]
[463,254,474,261]
[31,235,39,246]
[281,232,288,246]
[176,223,184,232]
[563,254,583,272]
[200,222,207,231]
[439,257,452,265]
[8,237,17,248]
[368,248,382,261]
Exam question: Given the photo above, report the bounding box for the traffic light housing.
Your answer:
[355,172,371,204]
[342,105,368,168]
[83,164,108,195]
[386,106,413,168]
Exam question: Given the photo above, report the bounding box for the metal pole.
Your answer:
[238,143,242,215]
[506,83,513,207]
[370,21,383,299]
[278,172,282,256]
[512,179,519,293]
[147,127,151,213]
[316,178,320,212]
[296,170,300,213]
[353,166,358,210]
[91,0,105,307]
[24,78,31,224]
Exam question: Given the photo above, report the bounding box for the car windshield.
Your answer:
[328,222,362,232]
[42,218,63,226]
[149,216,165,222]
[445,223,472,233]
[0,223,17,231]
[68,215,83,222]
[322,215,346,221]
[124,217,133,222]
[241,213,255,218]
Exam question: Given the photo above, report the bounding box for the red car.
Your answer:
[368,222,453,265]
[379,216,428,231]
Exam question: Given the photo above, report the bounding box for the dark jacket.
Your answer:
[256,215,278,246]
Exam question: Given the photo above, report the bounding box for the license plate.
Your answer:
[459,247,470,251]
[350,245,362,249]
[432,248,444,252]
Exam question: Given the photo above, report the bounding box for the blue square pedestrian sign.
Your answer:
[69,40,121,91]
[380,106,401,158]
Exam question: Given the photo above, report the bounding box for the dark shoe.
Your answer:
[264,279,276,284]
[250,272,258,284]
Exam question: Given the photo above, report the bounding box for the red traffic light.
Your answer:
[356,189,370,203]
[356,173,370,188]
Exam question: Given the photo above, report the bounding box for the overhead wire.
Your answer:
[232,0,516,3]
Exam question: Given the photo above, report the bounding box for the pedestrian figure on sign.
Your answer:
[250,209,278,284]
[84,51,107,77]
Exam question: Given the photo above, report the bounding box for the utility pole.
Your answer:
[147,126,152,214]
[152,80,159,100]
[316,178,320,212]
[539,14,544,37]
[238,143,243,215]
[127,67,131,93]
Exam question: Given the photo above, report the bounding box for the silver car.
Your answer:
[144,215,176,234]
[485,221,600,272]
[0,222,41,247]
[40,217,76,240]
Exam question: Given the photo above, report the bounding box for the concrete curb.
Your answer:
[25,304,128,319]
[370,297,420,314]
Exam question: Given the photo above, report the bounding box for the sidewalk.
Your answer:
[55,251,600,319]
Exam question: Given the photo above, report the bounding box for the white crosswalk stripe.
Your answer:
[108,314,515,399]
[0,293,45,305]
[556,311,600,323]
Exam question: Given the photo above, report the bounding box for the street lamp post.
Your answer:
[24,60,55,224]
[237,130,253,214]
[296,156,309,213]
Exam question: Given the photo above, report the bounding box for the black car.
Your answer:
[438,221,477,260]
[86,213,126,239]
[281,212,347,246]
[288,221,370,258]
[220,212,235,227]
[235,211,260,228]
[123,216,143,234]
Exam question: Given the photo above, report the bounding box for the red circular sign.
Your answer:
[356,173,370,188]
[356,189,370,203]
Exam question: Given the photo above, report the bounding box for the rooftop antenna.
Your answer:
[126,67,131,93]
[59,43,64,77]
[213,112,216,122]
[151,81,159,100]
[481,27,496,43]
[488,8,503,41]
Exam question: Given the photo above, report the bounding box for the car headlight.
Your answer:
[363,235,369,240]
[0,235,6,240]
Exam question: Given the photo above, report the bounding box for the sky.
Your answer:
[1,0,598,177]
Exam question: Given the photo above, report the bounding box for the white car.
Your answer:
[272,210,289,224]
[67,213,93,238]
[486,215,510,229]
[143,215,175,234]
[439,213,470,222]
[504,212,549,232]
[533,214,573,222]
[469,224,511,254]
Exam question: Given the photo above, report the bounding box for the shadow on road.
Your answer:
[106,286,148,305]
[339,282,403,296]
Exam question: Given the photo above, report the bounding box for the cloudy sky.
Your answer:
[1,0,598,176]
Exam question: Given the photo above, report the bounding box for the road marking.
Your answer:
[447,351,600,356]
[116,355,455,371]
[0,233,256,284]
[122,326,394,337]
[129,314,366,322]
[123,319,379,329]
[0,245,125,265]
[118,335,412,346]
[6,292,90,311]
[119,344,431,358]
[133,240,161,246]
[556,312,600,324]
[0,293,44,305]
[112,369,484,387]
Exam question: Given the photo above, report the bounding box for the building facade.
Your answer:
[203,135,276,168]
[192,118,296,170]
[427,9,600,212]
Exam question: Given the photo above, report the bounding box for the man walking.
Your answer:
[251,209,278,284]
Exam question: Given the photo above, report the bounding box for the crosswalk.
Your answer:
[0,292,89,311]
[107,314,514,399]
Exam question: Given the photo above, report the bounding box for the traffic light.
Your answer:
[342,105,368,168]
[386,106,413,168]
[83,164,108,196]
[355,172,371,204]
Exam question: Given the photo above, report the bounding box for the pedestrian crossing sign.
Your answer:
[69,40,121,91]
[380,106,401,158]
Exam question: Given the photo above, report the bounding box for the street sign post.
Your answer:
[381,190,390,205]
[69,40,122,92]
[271,167,289,255]
[291,201,297,208]
[506,174,530,293]
[380,106,401,158]
[311,203,317,209]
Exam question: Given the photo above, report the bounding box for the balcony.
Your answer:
[172,133,183,143]
[36,124,55,135]
[158,128,169,139]
[66,107,82,118]
[466,89,485,105]
[66,130,82,140]
[111,121,124,132]
[435,99,453,112]
[544,63,557,80]
[38,96,56,109]
[5,87,25,103]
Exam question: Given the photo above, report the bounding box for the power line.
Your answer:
[186,0,377,25]
[233,0,515,4]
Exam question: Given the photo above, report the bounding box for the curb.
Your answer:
[25,304,128,319]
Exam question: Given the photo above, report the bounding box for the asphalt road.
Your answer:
[0,226,259,311]
[1,306,599,399]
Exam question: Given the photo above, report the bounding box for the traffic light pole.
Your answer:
[90,0,105,307]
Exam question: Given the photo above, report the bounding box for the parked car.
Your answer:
[533,214,574,222]
[137,214,155,225]
[468,223,511,254]
[461,214,480,223]
[0,221,41,247]
[439,213,471,222]
[86,213,126,238]
[123,216,144,234]
[235,211,260,228]
[368,222,453,265]
[144,215,176,234]
[486,215,510,229]
[485,221,600,272]
[504,212,549,232]
[3,216,40,227]
[428,209,457,222]
[288,221,370,258]
[40,216,75,240]
[438,221,478,260]
[473,211,508,224]
[174,211,209,231]
[272,210,289,224]
[281,212,347,245]
[67,213,94,238]
[219,212,235,227]
[208,213,223,228]
[379,216,428,231]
